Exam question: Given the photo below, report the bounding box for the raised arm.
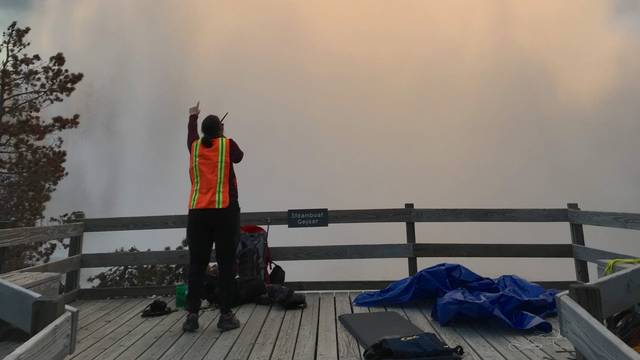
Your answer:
[187,102,200,152]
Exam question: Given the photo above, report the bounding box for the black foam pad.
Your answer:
[338,311,423,348]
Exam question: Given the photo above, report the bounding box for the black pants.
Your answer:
[186,205,239,314]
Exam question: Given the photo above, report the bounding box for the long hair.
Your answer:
[201,115,223,147]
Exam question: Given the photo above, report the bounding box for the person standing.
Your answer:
[183,101,244,332]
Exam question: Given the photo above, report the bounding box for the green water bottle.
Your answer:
[176,283,187,309]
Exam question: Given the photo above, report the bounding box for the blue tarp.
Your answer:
[353,263,558,332]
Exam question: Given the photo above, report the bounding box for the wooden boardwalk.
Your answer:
[59,292,575,360]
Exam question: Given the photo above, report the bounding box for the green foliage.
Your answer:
[88,239,189,288]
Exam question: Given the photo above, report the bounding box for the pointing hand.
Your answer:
[189,101,200,116]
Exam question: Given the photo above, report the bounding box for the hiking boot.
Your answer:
[217,312,240,331]
[182,312,199,332]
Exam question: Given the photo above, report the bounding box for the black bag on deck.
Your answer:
[203,274,266,307]
[269,262,285,285]
[363,332,463,360]
[141,299,174,317]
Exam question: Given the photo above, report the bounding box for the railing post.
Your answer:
[569,283,603,360]
[405,203,417,276]
[31,295,65,335]
[0,247,5,273]
[568,203,589,283]
[65,212,85,293]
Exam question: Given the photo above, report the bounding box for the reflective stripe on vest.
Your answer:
[189,138,231,209]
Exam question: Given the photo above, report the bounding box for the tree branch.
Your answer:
[3,88,45,102]
[3,91,47,114]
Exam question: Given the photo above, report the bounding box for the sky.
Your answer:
[2,0,640,284]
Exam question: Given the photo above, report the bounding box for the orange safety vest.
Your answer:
[188,138,231,209]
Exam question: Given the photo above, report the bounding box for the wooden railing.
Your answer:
[557,264,640,359]
[0,277,79,359]
[552,208,640,360]
[0,203,638,300]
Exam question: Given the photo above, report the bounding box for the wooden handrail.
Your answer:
[568,209,640,230]
[82,208,570,232]
[0,222,84,248]
[79,243,574,268]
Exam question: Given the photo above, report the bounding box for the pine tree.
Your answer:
[0,21,83,271]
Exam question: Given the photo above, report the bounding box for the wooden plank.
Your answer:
[414,209,568,222]
[270,308,303,360]
[202,303,257,360]
[570,284,604,322]
[317,292,338,360]
[0,223,84,248]
[81,251,190,267]
[79,285,176,298]
[453,324,507,360]
[66,218,84,293]
[414,243,573,258]
[77,298,124,328]
[2,272,61,296]
[557,294,640,360]
[82,208,570,233]
[416,303,481,360]
[405,203,418,276]
[75,281,574,301]
[65,305,79,354]
[469,322,530,360]
[225,304,271,360]
[106,303,186,360]
[349,292,368,355]
[335,292,360,360]
[4,311,72,360]
[12,272,58,288]
[0,272,32,283]
[573,245,636,264]
[293,293,320,360]
[83,215,188,232]
[545,316,576,352]
[157,304,218,360]
[568,209,640,231]
[77,299,112,323]
[77,298,144,341]
[568,203,590,283]
[475,319,563,360]
[75,300,148,357]
[249,306,287,360]
[72,298,177,360]
[328,209,412,224]
[0,278,40,334]
[60,289,79,305]
[179,308,224,360]
[580,265,640,318]
[82,208,411,232]
[80,244,413,268]
[134,304,197,360]
[287,281,391,291]
[31,295,65,335]
[272,244,414,261]
[0,342,22,359]
[14,255,82,275]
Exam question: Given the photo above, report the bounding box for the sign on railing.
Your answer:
[287,208,329,228]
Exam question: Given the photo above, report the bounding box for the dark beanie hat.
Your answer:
[201,115,222,137]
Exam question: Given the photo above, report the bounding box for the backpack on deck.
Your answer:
[237,225,272,283]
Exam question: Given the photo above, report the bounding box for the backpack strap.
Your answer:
[265,219,273,270]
